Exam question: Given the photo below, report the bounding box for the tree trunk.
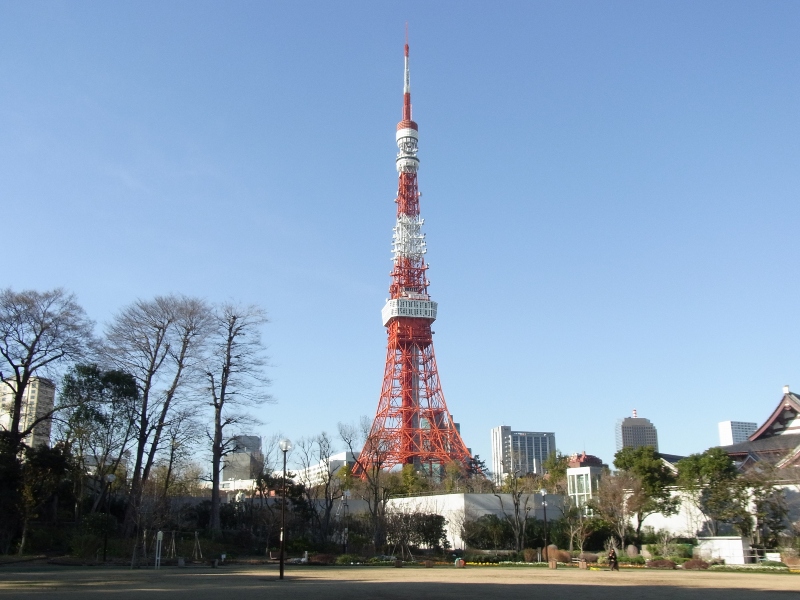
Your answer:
[210,402,223,536]
[17,519,28,556]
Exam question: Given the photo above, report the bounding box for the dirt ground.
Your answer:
[0,564,797,600]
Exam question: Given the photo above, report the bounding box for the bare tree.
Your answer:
[589,471,639,549]
[203,303,270,535]
[296,432,343,543]
[0,288,94,447]
[339,417,399,551]
[494,455,538,552]
[158,408,201,504]
[0,288,93,551]
[104,295,212,535]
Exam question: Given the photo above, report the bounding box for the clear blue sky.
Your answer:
[3,1,800,468]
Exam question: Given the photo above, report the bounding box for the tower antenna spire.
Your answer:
[403,30,412,121]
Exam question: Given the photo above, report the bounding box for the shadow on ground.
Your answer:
[0,565,796,600]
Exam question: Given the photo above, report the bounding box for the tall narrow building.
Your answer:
[0,377,56,448]
[356,40,472,477]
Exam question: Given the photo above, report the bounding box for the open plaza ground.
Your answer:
[0,564,798,600]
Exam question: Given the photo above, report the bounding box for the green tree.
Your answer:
[613,446,679,540]
[57,364,139,518]
[17,444,72,554]
[542,451,569,494]
[677,448,748,535]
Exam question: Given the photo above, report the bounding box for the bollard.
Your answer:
[548,559,558,569]
[455,558,466,568]
[394,559,403,568]
[579,559,588,570]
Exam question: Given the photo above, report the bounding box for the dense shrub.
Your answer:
[465,553,501,564]
[759,560,787,567]
[335,554,362,565]
[523,548,537,562]
[69,533,102,559]
[619,555,645,565]
[682,559,709,570]
[554,550,572,563]
[309,554,336,564]
[579,552,598,563]
[647,559,677,569]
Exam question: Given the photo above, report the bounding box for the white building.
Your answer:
[718,421,757,446]
[387,492,563,550]
[615,410,659,452]
[566,466,603,513]
[0,377,55,447]
[491,426,556,485]
[292,451,358,488]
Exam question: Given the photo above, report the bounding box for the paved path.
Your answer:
[0,564,797,599]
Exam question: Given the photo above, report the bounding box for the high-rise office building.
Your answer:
[718,421,757,446]
[491,426,556,485]
[615,410,659,452]
[0,377,55,447]
[222,435,264,481]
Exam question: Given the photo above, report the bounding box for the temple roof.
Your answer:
[722,432,800,456]
[749,391,800,441]
[719,389,800,469]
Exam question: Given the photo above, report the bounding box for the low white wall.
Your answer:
[387,492,563,550]
[697,536,752,565]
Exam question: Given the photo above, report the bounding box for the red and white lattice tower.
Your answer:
[356,41,473,477]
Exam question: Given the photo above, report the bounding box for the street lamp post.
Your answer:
[103,473,116,562]
[278,438,292,580]
[541,489,548,562]
[342,489,350,554]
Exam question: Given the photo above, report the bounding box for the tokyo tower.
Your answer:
[356,40,473,477]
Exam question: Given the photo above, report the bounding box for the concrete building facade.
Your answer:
[222,435,264,481]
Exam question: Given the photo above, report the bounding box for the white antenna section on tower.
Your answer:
[392,214,427,261]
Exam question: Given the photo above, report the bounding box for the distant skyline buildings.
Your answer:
[491,426,556,485]
[718,420,757,446]
[615,410,659,452]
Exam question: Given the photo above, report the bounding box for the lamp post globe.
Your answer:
[279,438,292,580]
[540,489,549,561]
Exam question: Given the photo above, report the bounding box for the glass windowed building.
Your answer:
[615,411,659,452]
[567,466,602,514]
[491,426,556,485]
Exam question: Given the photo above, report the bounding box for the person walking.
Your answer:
[608,547,619,571]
